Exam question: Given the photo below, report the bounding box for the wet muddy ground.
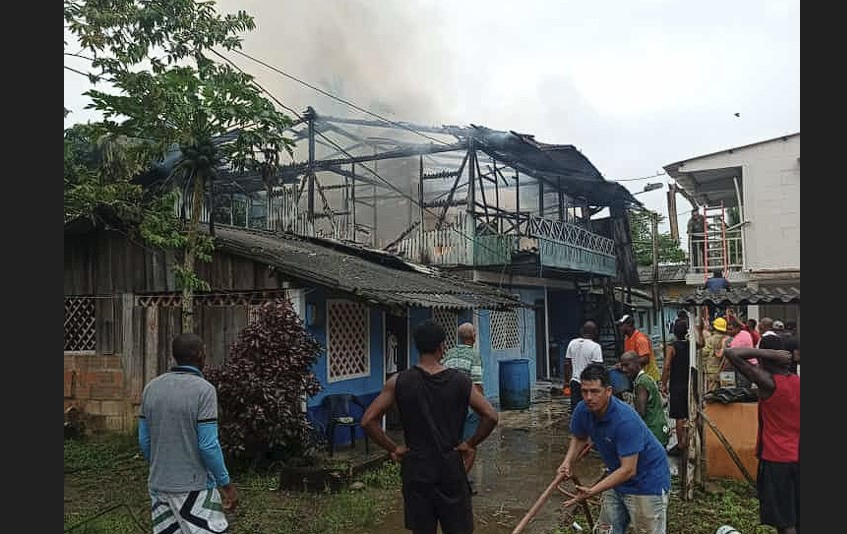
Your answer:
[354,384,657,533]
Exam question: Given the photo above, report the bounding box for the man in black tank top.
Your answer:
[362,319,499,533]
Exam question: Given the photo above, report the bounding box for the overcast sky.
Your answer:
[64,0,800,239]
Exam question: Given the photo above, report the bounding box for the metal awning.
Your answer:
[673,286,800,306]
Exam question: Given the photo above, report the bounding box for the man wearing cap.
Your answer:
[616,315,661,382]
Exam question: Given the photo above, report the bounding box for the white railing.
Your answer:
[395,219,474,265]
[174,186,360,241]
[526,216,615,256]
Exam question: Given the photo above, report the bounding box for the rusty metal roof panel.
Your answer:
[211,225,523,310]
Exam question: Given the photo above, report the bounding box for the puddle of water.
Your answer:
[354,396,610,533]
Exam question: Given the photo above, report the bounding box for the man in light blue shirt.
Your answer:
[139,333,236,533]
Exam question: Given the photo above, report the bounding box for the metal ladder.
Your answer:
[702,202,728,282]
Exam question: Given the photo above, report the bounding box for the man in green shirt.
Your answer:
[443,322,485,494]
[443,322,484,439]
[620,351,669,448]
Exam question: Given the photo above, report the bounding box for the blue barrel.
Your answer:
[608,367,632,395]
[499,358,531,410]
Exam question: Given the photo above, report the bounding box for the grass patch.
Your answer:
[65,434,402,534]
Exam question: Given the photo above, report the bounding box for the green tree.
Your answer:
[629,210,686,266]
[65,0,295,332]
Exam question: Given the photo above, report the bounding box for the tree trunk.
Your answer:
[182,171,204,332]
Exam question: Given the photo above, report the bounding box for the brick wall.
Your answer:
[64,354,136,434]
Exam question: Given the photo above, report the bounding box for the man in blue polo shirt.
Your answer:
[558,363,670,533]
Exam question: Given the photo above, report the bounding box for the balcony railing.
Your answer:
[526,217,617,276]
[395,214,617,277]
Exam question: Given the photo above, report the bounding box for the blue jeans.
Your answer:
[597,488,668,534]
[462,409,480,441]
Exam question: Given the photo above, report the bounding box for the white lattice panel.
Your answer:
[432,308,458,351]
[248,305,264,324]
[327,300,370,383]
[64,297,96,352]
[490,309,520,351]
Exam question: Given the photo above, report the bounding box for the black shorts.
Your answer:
[757,459,799,530]
[402,453,473,534]
[668,383,689,419]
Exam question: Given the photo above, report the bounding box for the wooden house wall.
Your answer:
[65,229,289,433]
[64,229,281,296]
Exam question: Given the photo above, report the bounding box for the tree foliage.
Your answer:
[629,210,687,266]
[206,299,323,463]
[64,0,295,331]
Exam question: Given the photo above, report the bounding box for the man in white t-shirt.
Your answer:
[565,320,603,410]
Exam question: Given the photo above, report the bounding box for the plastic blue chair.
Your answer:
[321,393,369,456]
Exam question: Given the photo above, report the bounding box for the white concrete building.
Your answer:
[663,132,800,326]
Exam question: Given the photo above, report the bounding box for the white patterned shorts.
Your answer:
[150,488,229,533]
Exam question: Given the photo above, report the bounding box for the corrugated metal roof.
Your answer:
[672,286,800,305]
[211,225,523,311]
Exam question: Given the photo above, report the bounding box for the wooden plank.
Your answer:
[207,251,231,290]
[132,234,147,292]
[131,302,146,400]
[232,257,256,290]
[95,297,115,354]
[108,233,127,294]
[223,306,248,364]
[158,306,181,372]
[255,261,278,289]
[204,307,226,368]
[144,306,159,385]
[95,232,112,295]
[164,249,177,291]
[121,294,143,403]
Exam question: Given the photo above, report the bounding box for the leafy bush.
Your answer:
[207,298,322,464]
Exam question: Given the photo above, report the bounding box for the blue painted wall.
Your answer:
[303,288,385,445]
[478,287,544,405]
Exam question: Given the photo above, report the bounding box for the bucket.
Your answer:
[607,367,631,395]
[499,358,531,410]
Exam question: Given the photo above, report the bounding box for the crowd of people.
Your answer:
[137,307,798,534]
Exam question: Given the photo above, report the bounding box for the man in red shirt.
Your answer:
[725,337,799,534]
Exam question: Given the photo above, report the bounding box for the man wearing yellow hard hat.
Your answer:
[696,316,731,392]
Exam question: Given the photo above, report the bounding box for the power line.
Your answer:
[614,170,667,182]
[210,50,511,269]
[230,49,453,147]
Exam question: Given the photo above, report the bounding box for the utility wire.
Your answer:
[230,49,453,147]
[211,50,515,267]
[614,170,667,182]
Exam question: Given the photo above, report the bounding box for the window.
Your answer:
[490,309,520,350]
[432,308,458,352]
[327,300,370,382]
[64,297,96,353]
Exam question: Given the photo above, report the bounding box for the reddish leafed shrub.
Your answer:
[206,298,323,463]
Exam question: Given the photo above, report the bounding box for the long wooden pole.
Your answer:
[698,406,756,488]
[512,441,594,534]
